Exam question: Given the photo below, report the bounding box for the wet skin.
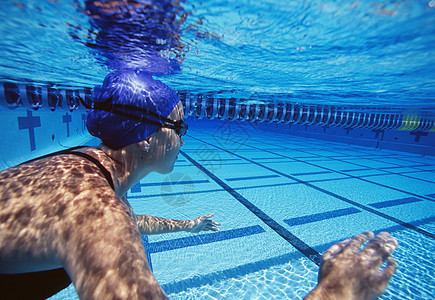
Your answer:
[305,231,398,300]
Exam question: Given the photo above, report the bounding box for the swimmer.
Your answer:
[0,69,398,299]
[0,69,220,299]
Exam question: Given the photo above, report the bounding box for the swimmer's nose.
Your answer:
[180,137,185,147]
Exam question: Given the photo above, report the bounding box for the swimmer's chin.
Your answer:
[156,163,176,174]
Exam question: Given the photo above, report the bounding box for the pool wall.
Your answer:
[257,122,435,156]
[1,108,434,171]
[0,109,93,170]
[186,118,435,156]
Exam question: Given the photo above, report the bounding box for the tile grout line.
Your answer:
[187,135,435,240]
[252,142,435,201]
[257,137,435,185]
[180,150,323,266]
[189,131,435,202]
[189,131,435,181]
[192,131,435,183]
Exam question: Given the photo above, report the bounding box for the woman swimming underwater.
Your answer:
[0,70,398,300]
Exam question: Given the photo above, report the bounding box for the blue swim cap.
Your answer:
[86,69,180,148]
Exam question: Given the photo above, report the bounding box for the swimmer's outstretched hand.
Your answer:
[305,231,398,300]
[188,213,221,233]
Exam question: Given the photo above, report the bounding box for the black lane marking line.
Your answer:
[225,175,281,181]
[284,207,362,226]
[241,137,435,202]
[188,136,435,240]
[259,137,435,186]
[148,225,265,253]
[368,197,423,209]
[192,130,435,199]
[180,150,322,266]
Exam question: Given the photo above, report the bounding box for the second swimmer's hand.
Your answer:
[305,231,398,300]
[188,213,221,233]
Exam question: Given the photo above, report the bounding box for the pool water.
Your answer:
[47,120,435,299]
[1,0,434,299]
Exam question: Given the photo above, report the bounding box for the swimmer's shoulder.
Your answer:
[0,146,112,195]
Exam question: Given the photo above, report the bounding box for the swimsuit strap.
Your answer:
[61,150,115,190]
[19,146,115,190]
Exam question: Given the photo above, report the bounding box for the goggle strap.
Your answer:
[79,95,179,126]
[78,95,183,133]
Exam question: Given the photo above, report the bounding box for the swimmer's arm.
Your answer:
[136,213,220,235]
[63,193,168,299]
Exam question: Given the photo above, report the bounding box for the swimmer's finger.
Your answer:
[379,256,398,282]
[203,213,215,219]
[375,236,398,258]
[202,218,220,227]
[207,223,220,231]
[362,232,391,253]
[322,238,351,261]
[343,231,375,255]
[211,220,221,226]
[366,236,399,269]
[203,221,220,231]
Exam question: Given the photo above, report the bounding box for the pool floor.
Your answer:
[50,120,435,299]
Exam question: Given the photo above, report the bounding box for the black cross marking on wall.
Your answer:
[81,114,87,132]
[18,110,41,151]
[372,129,384,139]
[63,113,72,137]
[410,131,428,142]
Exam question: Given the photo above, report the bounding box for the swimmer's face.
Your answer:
[149,102,185,174]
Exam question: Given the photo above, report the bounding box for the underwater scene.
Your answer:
[0,0,434,299]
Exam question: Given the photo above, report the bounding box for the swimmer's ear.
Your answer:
[137,138,151,152]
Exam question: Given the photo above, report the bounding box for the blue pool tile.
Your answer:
[193,135,435,241]
[199,158,241,162]
[368,197,423,209]
[251,157,288,160]
[340,168,371,172]
[378,166,407,170]
[162,251,306,295]
[407,164,433,168]
[130,179,210,193]
[128,188,224,199]
[181,150,322,265]
[225,174,280,181]
[290,171,332,176]
[284,207,361,226]
[426,193,435,199]
[147,225,265,254]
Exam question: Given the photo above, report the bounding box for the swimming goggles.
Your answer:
[79,96,188,137]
